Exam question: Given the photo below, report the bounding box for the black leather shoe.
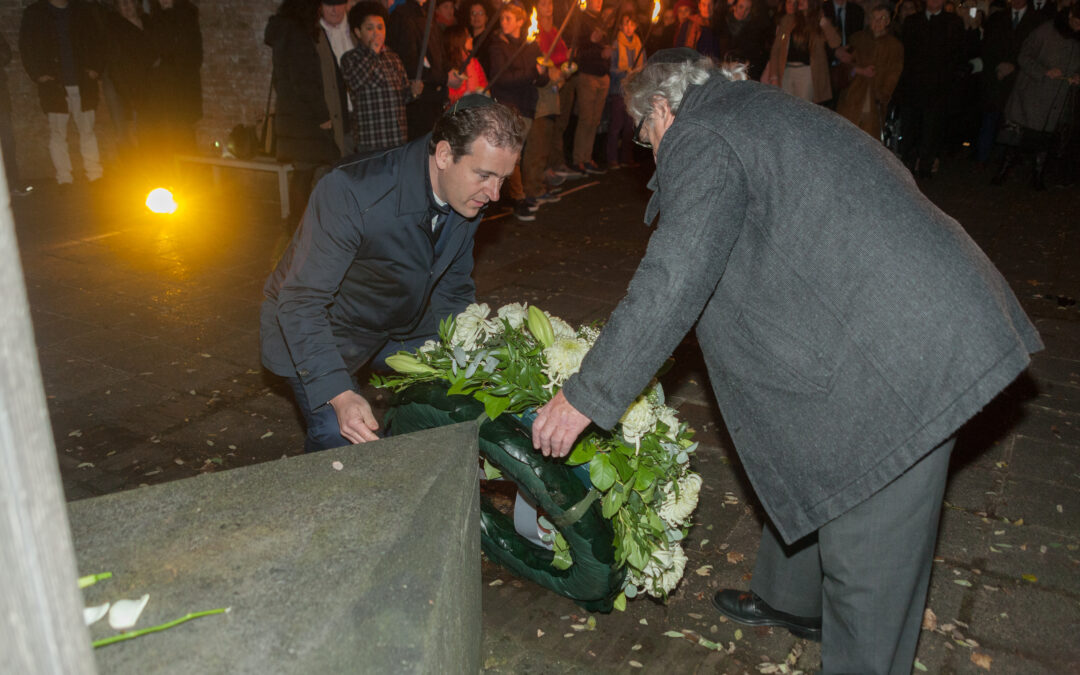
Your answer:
[711,590,822,641]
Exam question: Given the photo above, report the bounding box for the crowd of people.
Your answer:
[1,0,1075,201]
[260,0,1078,225]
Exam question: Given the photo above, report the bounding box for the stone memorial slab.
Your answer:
[69,423,481,674]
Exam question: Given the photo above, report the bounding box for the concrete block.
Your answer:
[69,423,481,674]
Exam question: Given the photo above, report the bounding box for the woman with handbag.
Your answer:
[993,4,1080,189]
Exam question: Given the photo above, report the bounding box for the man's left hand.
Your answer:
[532,390,592,458]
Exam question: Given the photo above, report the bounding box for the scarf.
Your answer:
[616,31,643,73]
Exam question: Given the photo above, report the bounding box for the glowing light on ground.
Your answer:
[146,188,178,214]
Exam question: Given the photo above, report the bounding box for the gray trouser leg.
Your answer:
[819,437,953,675]
[751,523,823,617]
[748,437,954,674]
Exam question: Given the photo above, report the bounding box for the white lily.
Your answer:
[108,594,150,630]
[84,603,110,626]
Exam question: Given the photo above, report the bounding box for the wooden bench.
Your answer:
[175,154,294,219]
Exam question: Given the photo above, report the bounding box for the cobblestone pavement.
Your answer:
[13,152,1079,674]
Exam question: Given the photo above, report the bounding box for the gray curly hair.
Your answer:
[623,57,749,121]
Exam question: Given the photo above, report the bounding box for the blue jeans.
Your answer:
[286,334,435,453]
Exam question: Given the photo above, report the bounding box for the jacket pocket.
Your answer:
[731,306,837,394]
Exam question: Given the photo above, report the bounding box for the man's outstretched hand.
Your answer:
[532,390,592,458]
[329,390,380,444]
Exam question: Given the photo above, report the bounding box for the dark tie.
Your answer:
[427,205,450,246]
[838,6,846,44]
[1012,10,1019,28]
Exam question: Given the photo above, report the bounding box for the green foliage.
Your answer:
[374,303,701,600]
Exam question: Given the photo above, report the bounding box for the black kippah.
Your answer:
[646,47,702,65]
[446,93,496,116]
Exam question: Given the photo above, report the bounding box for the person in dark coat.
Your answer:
[896,0,967,176]
[103,0,155,161]
[145,0,203,154]
[265,0,343,224]
[532,49,1041,673]
[387,0,464,139]
[713,0,775,81]
[19,0,106,185]
[995,5,1080,187]
[975,0,1047,161]
[487,1,549,218]
[260,98,526,452]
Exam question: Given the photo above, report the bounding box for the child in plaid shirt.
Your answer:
[341,1,421,152]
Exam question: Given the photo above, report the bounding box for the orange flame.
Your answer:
[651,0,661,23]
[527,7,539,40]
[578,0,586,10]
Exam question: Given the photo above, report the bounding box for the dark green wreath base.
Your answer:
[384,381,625,613]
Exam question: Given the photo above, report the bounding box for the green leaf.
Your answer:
[634,466,657,491]
[446,374,469,396]
[475,392,511,420]
[589,455,617,491]
[914,658,928,672]
[626,537,650,571]
[602,489,621,518]
[663,631,685,638]
[551,533,573,570]
[646,508,666,535]
[567,438,597,466]
[609,452,634,481]
[482,458,503,480]
[613,592,627,612]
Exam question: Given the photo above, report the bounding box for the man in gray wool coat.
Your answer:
[532,48,1042,674]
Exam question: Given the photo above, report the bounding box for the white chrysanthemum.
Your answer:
[577,325,601,346]
[543,337,590,387]
[418,339,440,355]
[658,473,702,527]
[451,303,493,350]
[544,312,577,341]
[635,542,688,597]
[619,395,658,446]
[654,405,680,439]
[496,302,528,330]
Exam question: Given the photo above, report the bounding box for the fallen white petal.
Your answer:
[109,594,150,630]
[84,603,110,626]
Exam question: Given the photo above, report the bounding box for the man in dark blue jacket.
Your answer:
[261,97,526,452]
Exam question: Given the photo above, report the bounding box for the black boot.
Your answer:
[1032,151,1048,191]
[991,147,1018,186]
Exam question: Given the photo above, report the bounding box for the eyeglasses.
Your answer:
[633,114,651,148]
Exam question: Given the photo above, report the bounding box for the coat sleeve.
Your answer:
[561,122,749,429]
[19,8,48,82]
[272,172,367,407]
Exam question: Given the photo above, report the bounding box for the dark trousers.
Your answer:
[900,104,947,168]
[750,437,955,674]
[605,94,634,165]
[285,334,435,453]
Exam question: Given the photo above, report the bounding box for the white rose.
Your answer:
[496,302,528,330]
[451,303,493,351]
[658,473,702,528]
[619,395,658,447]
[543,337,590,387]
[544,311,577,341]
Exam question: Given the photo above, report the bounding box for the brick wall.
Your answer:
[1,0,277,181]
